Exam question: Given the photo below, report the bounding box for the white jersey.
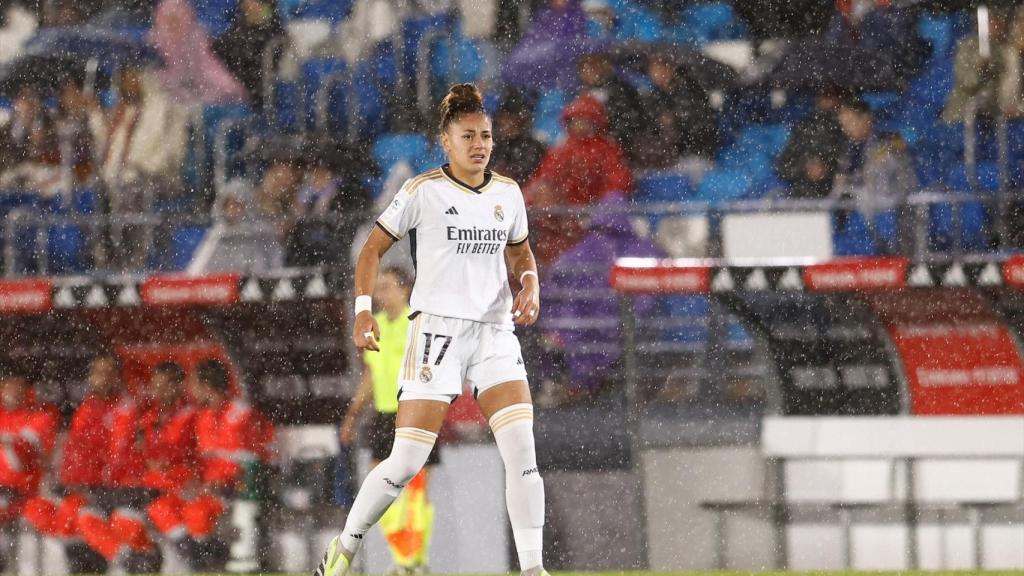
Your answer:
[376,165,529,327]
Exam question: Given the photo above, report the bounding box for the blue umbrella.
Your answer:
[23,25,162,68]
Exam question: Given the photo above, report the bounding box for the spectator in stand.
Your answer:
[502,0,587,90]
[489,90,546,183]
[0,366,58,570]
[537,194,661,405]
[256,151,303,236]
[575,51,646,164]
[213,0,285,109]
[0,0,36,64]
[943,7,1024,123]
[776,85,849,199]
[0,86,40,173]
[285,140,371,267]
[24,354,127,574]
[147,359,272,572]
[826,0,928,90]
[79,361,197,573]
[93,65,190,210]
[149,0,248,107]
[527,93,632,263]
[0,106,66,200]
[56,75,101,192]
[832,99,919,254]
[192,178,285,272]
[634,50,719,180]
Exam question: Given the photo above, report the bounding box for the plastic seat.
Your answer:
[676,2,747,44]
[170,226,208,270]
[301,57,347,130]
[695,169,754,202]
[373,133,431,174]
[927,201,992,253]
[270,80,301,132]
[634,172,694,203]
[47,224,87,274]
[278,0,352,24]
[946,161,1000,193]
[191,0,237,36]
[660,295,710,345]
[533,90,568,144]
[832,210,899,256]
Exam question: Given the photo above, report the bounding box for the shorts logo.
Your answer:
[419,366,433,383]
[522,467,538,477]
[494,205,504,222]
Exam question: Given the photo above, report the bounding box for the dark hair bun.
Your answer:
[440,83,486,131]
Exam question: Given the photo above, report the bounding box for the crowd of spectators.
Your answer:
[3,0,1024,406]
[0,355,272,574]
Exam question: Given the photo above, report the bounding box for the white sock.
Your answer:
[339,427,437,555]
[489,404,544,572]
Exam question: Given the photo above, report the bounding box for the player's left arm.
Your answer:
[506,240,540,326]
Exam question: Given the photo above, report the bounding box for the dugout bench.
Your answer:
[702,416,1024,570]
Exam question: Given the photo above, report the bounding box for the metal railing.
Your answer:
[2,191,1016,278]
[2,211,213,277]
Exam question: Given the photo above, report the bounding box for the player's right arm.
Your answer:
[354,181,420,351]
[353,228,395,351]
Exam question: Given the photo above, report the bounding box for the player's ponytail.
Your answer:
[439,83,486,132]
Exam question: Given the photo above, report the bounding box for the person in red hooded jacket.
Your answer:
[78,361,197,573]
[0,366,58,570]
[147,358,272,571]
[23,353,130,574]
[525,93,633,263]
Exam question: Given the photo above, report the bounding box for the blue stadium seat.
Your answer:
[660,295,710,345]
[634,172,694,203]
[302,57,347,131]
[278,0,352,24]
[928,201,992,253]
[191,0,237,36]
[674,2,747,44]
[170,226,208,270]
[695,169,754,202]
[201,103,251,170]
[946,161,1000,193]
[373,133,431,174]
[533,90,568,144]
[606,0,665,42]
[270,80,301,132]
[46,224,87,274]
[833,210,900,256]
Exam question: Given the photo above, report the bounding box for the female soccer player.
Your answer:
[315,83,546,576]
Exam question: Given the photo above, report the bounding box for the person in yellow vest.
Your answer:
[340,266,438,574]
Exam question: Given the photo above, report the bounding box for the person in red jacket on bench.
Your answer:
[147,358,273,571]
[0,365,58,571]
[78,361,197,573]
[23,353,131,573]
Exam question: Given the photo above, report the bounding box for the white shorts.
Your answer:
[397,312,528,401]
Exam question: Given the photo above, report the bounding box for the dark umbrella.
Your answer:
[23,25,161,67]
[769,37,906,92]
[0,55,86,95]
[613,41,739,91]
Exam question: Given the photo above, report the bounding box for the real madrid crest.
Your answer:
[419,366,433,383]
[494,205,504,222]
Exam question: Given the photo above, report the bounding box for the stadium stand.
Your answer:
[1,0,1024,572]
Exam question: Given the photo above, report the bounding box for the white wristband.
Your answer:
[354,295,372,316]
[519,270,538,285]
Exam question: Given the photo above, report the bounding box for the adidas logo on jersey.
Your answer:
[445,206,459,215]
